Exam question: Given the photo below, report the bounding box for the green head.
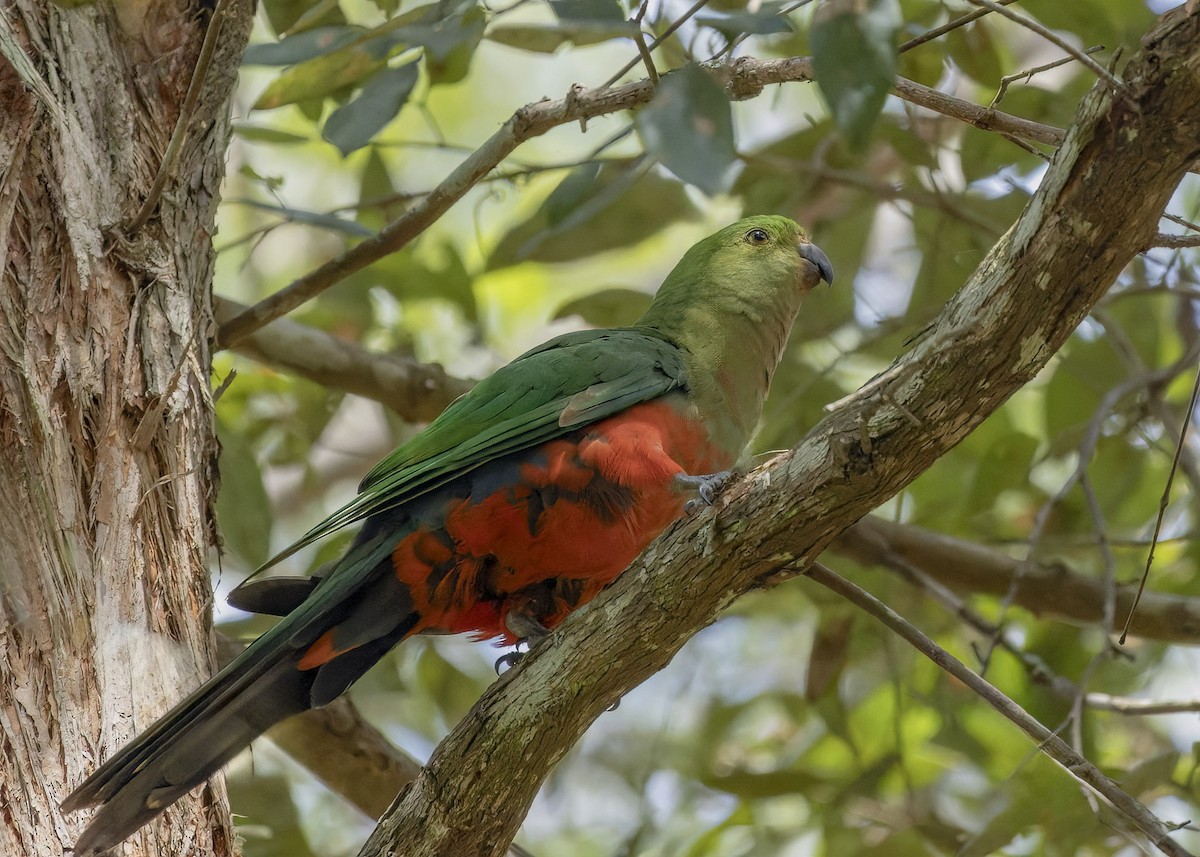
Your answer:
[636,215,834,455]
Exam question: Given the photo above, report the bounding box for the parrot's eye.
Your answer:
[745,228,770,245]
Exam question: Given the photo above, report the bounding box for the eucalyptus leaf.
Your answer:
[324,62,420,154]
[243,27,361,66]
[811,0,900,150]
[636,64,737,196]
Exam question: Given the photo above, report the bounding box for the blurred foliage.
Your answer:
[210,1,1200,855]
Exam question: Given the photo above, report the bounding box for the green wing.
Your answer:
[256,327,687,571]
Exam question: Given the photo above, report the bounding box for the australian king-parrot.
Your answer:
[63,215,833,855]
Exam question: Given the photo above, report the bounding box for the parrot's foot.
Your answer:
[676,470,734,514]
[494,612,552,673]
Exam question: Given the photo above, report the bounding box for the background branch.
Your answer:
[833,517,1200,644]
[213,297,472,422]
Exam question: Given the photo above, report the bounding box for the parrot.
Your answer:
[62,215,833,855]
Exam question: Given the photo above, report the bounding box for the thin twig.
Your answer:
[1121,358,1200,643]
[870,535,1200,716]
[899,0,1018,53]
[1152,233,1200,249]
[127,0,227,233]
[967,0,1126,94]
[808,562,1195,857]
[989,45,1105,109]
[600,0,711,89]
[629,1,659,85]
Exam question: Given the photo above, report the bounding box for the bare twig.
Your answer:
[629,1,659,85]
[1152,232,1200,249]
[127,0,227,234]
[599,0,711,89]
[989,45,1105,109]
[967,0,1126,94]
[899,0,1018,53]
[808,562,1194,857]
[1121,359,1200,643]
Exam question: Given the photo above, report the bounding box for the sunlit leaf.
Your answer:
[252,39,389,109]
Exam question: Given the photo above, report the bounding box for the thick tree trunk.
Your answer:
[0,2,252,855]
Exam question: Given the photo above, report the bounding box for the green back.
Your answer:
[258,327,688,571]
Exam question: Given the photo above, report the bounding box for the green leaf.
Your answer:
[324,62,420,154]
[554,288,652,327]
[946,20,1007,88]
[252,40,389,110]
[487,164,700,268]
[811,0,900,150]
[243,27,361,66]
[227,772,319,857]
[968,432,1038,515]
[695,4,794,38]
[232,123,311,144]
[260,0,347,37]
[215,416,272,569]
[485,20,636,53]
[550,0,625,21]
[636,63,737,196]
[407,2,487,84]
[357,147,399,231]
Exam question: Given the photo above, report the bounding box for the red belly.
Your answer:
[396,398,729,642]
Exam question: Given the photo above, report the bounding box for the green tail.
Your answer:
[63,532,406,856]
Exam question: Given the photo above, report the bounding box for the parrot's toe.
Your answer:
[495,611,553,673]
[677,470,734,514]
[495,651,526,673]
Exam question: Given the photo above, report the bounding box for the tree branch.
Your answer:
[216,57,1064,349]
[354,9,1200,856]
[212,297,472,422]
[832,517,1200,645]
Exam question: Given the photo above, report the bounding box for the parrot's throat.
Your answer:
[677,297,801,456]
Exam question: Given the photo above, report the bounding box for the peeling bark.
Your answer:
[0,2,252,855]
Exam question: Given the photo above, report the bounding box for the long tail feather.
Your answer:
[63,531,404,856]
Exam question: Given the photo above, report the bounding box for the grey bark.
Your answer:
[0,2,252,855]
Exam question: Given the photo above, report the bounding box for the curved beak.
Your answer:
[798,242,834,286]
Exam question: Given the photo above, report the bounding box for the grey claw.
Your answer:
[677,471,734,514]
[495,651,524,674]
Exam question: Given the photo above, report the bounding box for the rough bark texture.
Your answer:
[361,8,1200,857]
[0,2,252,855]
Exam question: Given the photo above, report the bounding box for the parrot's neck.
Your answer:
[639,294,800,460]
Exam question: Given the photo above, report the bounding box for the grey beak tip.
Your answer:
[799,242,834,286]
